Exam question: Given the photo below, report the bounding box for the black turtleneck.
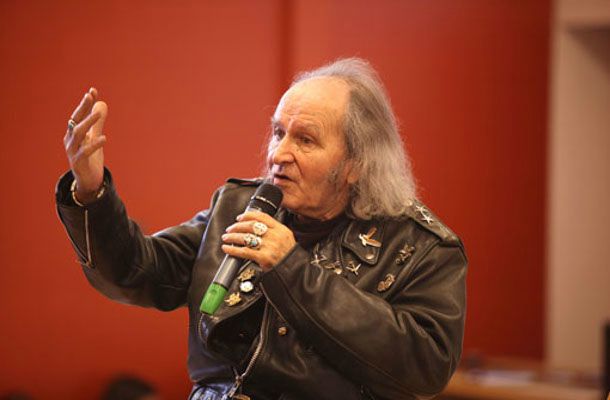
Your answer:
[284,212,349,250]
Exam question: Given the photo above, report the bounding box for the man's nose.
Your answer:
[271,136,295,165]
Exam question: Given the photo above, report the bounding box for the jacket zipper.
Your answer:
[197,312,205,344]
[225,302,269,399]
[84,209,93,268]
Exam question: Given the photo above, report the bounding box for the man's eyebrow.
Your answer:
[270,117,321,134]
[298,122,320,133]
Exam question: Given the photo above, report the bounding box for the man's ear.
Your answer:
[345,160,359,185]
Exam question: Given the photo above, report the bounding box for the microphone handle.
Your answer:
[199,256,240,314]
[199,205,263,315]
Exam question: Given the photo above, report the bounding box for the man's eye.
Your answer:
[273,128,284,139]
[300,136,314,145]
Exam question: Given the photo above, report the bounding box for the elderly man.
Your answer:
[56,58,467,400]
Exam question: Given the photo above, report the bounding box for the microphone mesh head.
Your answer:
[249,183,283,215]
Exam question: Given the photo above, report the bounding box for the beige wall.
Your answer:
[547,0,610,372]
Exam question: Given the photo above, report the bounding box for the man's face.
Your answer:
[267,77,355,220]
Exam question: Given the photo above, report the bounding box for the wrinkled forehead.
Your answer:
[273,77,350,124]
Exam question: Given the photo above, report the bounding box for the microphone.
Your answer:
[199,183,283,315]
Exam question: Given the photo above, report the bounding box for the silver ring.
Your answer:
[252,222,268,237]
[67,119,76,134]
[243,233,262,249]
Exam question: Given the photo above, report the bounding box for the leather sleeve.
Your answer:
[259,240,467,399]
[55,169,212,311]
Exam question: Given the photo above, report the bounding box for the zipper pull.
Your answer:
[224,375,242,400]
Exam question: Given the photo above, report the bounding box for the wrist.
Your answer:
[71,179,105,206]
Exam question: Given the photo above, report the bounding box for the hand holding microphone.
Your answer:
[222,210,297,271]
[200,184,293,315]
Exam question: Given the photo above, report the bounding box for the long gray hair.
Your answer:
[270,57,417,220]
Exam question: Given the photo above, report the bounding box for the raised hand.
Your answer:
[63,88,108,204]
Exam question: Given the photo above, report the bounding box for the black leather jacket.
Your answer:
[56,170,467,400]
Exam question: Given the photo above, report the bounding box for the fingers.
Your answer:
[65,100,108,152]
[236,211,277,226]
[222,228,271,268]
[225,220,265,234]
[221,233,263,252]
[70,87,98,124]
[222,210,296,271]
[89,101,108,138]
[64,87,107,155]
[76,135,107,157]
[65,111,102,153]
[221,240,292,271]
[222,244,261,264]
[221,232,251,246]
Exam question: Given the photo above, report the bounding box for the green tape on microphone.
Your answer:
[199,282,228,314]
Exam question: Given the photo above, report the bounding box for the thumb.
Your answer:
[90,101,108,138]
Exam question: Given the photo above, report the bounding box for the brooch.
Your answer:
[395,244,415,265]
[225,292,242,306]
[377,274,396,292]
[358,227,382,248]
[346,261,361,276]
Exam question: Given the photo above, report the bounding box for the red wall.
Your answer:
[288,0,550,361]
[0,1,550,399]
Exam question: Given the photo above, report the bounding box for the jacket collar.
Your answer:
[278,208,385,265]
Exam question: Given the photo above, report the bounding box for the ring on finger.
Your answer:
[252,222,268,237]
[67,119,76,134]
[243,233,262,249]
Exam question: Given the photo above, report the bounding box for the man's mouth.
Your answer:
[272,173,292,182]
